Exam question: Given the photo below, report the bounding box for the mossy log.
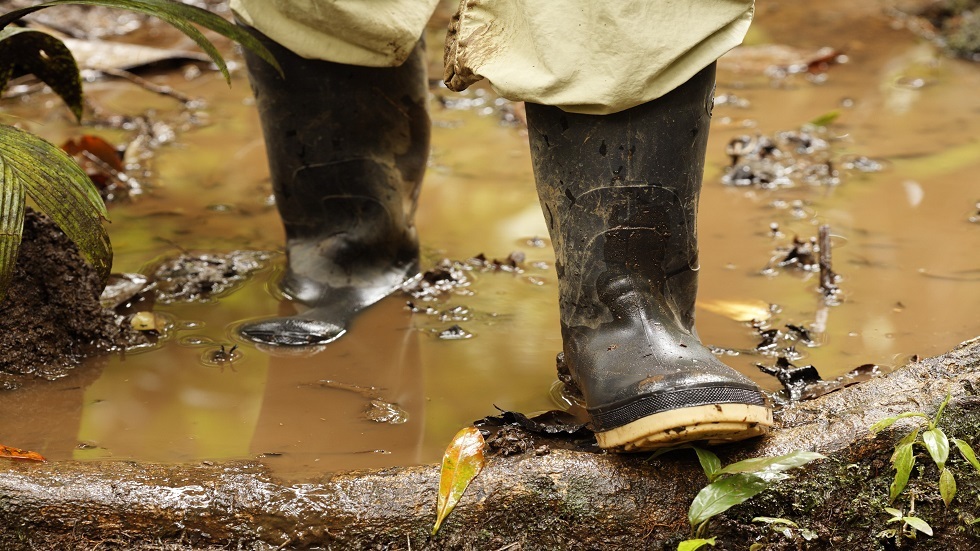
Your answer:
[1,338,979,550]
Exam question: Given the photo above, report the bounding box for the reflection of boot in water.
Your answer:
[248,300,424,477]
[237,26,429,346]
[527,62,773,452]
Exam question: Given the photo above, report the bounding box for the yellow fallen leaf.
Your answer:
[699,299,772,322]
[432,426,486,536]
[130,311,166,332]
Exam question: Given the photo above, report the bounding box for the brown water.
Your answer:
[1,2,977,479]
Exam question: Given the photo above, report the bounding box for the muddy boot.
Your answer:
[238,26,429,346]
[526,62,772,452]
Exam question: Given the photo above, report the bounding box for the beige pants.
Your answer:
[231,0,754,114]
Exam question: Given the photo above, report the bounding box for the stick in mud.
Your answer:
[818,224,839,300]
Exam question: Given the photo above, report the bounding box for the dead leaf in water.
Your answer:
[130,311,166,332]
[61,134,128,192]
[62,135,125,172]
[0,444,46,462]
[699,299,772,322]
[433,426,486,536]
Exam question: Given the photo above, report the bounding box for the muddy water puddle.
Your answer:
[1,1,978,478]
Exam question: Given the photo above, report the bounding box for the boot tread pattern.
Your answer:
[595,403,773,452]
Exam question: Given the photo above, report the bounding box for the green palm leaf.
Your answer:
[0,27,83,120]
[0,159,26,302]
[0,124,111,301]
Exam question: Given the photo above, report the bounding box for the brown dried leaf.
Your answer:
[62,134,126,188]
[0,443,46,462]
[62,135,125,173]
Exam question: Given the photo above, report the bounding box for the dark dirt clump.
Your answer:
[0,209,138,388]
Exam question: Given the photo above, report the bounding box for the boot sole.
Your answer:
[595,403,773,452]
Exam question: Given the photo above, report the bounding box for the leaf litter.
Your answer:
[762,225,842,293]
[403,251,545,340]
[149,250,270,304]
[758,357,882,403]
[723,125,883,190]
[474,406,597,456]
[61,134,140,202]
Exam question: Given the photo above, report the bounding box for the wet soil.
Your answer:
[0,209,141,389]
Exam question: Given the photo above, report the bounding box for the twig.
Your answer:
[80,150,131,184]
[0,75,45,99]
[817,224,839,300]
[98,67,198,105]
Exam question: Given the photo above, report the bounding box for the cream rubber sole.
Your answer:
[595,403,773,452]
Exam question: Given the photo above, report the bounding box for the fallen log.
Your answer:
[1,337,978,550]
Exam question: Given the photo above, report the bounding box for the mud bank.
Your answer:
[1,338,979,550]
[0,210,138,389]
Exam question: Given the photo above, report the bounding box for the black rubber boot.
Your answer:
[526,63,772,451]
[238,26,429,346]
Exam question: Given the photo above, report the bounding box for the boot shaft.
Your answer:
[241,27,429,248]
[527,63,716,332]
[240,26,429,296]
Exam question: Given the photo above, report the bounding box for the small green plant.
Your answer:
[748,516,817,550]
[878,503,933,542]
[676,536,715,551]
[655,446,824,550]
[871,393,980,505]
[0,0,279,302]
